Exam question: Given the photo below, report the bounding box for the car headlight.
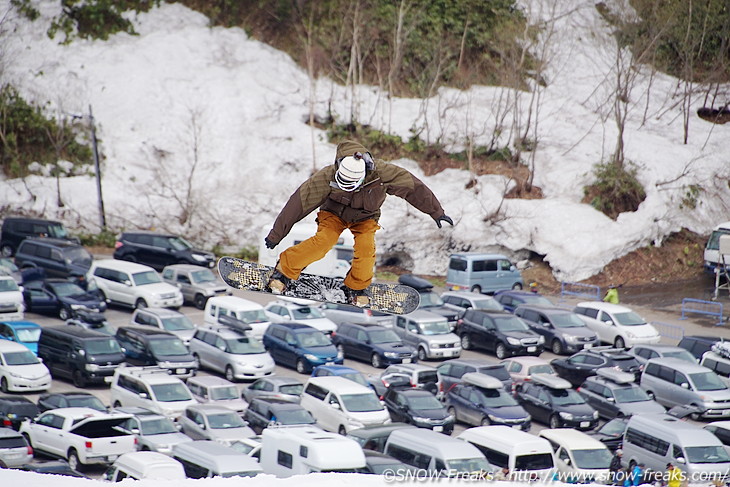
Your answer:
[487,414,499,422]
[85,364,100,371]
[71,304,84,310]
[537,336,545,344]
[412,416,431,423]
[347,418,364,427]
[524,414,531,421]
[625,331,636,339]
[446,415,455,422]
[303,354,318,361]
[190,254,206,262]
[384,352,399,358]
[559,412,574,420]
[9,371,23,378]
[593,411,599,419]
[564,335,578,343]
[506,337,520,346]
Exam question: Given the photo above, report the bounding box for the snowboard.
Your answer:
[217,256,420,315]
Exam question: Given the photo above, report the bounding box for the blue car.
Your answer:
[493,290,554,313]
[263,322,343,374]
[0,320,42,354]
[331,322,417,368]
[311,365,372,389]
[22,278,107,320]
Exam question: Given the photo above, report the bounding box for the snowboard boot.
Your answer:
[342,285,370,307]
[267,265,291,295]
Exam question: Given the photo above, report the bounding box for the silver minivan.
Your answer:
[640,358,730,420]
[393,310,461,361]
[0,427,33,467]
[446,253,523,294]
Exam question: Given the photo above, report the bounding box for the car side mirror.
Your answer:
[139,392,148,399]
[330,403,341,410]
[676,457,686,464]
[607,397,615,402]
[681,382,690,389]
[176,423,182,431]
[287,340,297,346]
[564,458,571,466]
[604,320,613,326]
[123,280,132,286]
[130,428,140,434]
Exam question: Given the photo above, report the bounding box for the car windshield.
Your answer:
[160,316,195,331]
[14,328,41,343]
[613,386,651,403]
[46,224,68,239]
[476,387,518,407]
[663,350,697,363]
[0,279,19,292]
[368,329,401,344]
[598,418,627,436]
[149,337,189,357]
[277,409,315,425]
[296,332,331,347]
[690,372,728,391]
[49,281,86,297]
[406,394,443,410]
[551,313,586,328]
[495,316,530,332]
[63,247,92,266]
[520,295,553,307]
[67,396,106,411]
[419,292,444,307]
[419,320,451,335]
[612,311,646,326]
[472,298,503,311]
[341,393,383,412]
[210,386,239,400]
[208,411,246,429]
[515,453,554,470]
[447,457,492,473]
[237,309,269,324]
[190,269,217,283]
[341,372,370,388]
[613,357,640,369]
[226,337,266,354]
[291,306,325,319]
[84,338,122,355]
[572,449,612,469]
[150,383,193,402]
[3,350,39,365]
[478,366,511,381]
[684,446,730,464]
[548,388,585,406]
[279,384,303,396]
[528,364,555,375]
[168,237,193,251]
[132,271,162,286]
[140,417,178,435]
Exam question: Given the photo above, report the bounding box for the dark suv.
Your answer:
[115,326,197,378]
[0,395,39,430]
[244,397,316,434]
[514,305,599,355]
[514,374,599,430]
[550,347,643,387]
[456,309,545,359]
[331,322,416,368]
[0,217,74,257]
[113,231,215,270]
[14,238,92,278]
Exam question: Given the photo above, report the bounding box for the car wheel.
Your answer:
[338,425,347,436]
[225,366,236,382]
[512,282,523,290]
[549,414,562,429]
[59,307,71,320]
[336,344,345,358]
[135,298,148,309]
[460,334,472,350]
[689,405,702,421]
[371,353,382,368]
[192,353,201,369]
[471,285,482,294]
[551,339,563,355]
[0,244,13,258]
[480,416,491,426]
[495,343,508,360]
[0,377,9,393]
[72,370,86,388]
[193,294,207,310]
[68,449,82,471]
[417,347,428,362]
[614,336,626,349]
[447,406,457,423]
[296,359,307,374]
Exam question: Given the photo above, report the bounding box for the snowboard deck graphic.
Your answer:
[217,256,420,315]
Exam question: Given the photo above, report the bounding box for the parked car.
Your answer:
[87,259,183,310]
[0,395,39,430]
[204,295,272,338]
[446,253,524,294]
[587,417,628,452]
[501,356,557,384]
[0,276,24,321]
[551,347,643,388]
[113,231,215,270]
[514,305,599,354]
[16,459,89,478]
[444,372,531,430]
[573,301,661,349]
[102,450,186,481]
[346,423,417,453]
[493,290,554,313]
[262,322,342,374]
[186,375,248,413]
[189,324,275,382]
[331,322,416,368]
[319,301,393,327]
[456,309,544,359]
[0,258,22,284]
[111,406,193,455]
[0,321,41,354]
[14,238,92,279]
[372,363,441,398]
[0,427,33,467]
[392,310,461,361]
[678,335,720,360]
[109,366,198,418]
[0,217,73,258]
[244,397,316,434]
[628,343,698,366]
[0,340,51,393]
[241,376,304,404]
[359,450,417,475]
[398,274,460,329]
[177,404,255,446]
[116,326,197,379]
[436,358,513,394]
[22,278,107,319]
[264,298,337,335]
[382,387,455,434]
[514,374,599,430]
[65,309,115,335]
[577,367,665,419]
[130,307,197,345]
[311,364,371,388]
[440,290,504,314]
[161,264,231,309]
[37,392,106,413]
[704,421,730,447]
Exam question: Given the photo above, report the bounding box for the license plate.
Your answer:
[512,425,522,429]
[580,421,590,428]
[325,362,334,365]
[402,358,412,364]
[433,426,443,432]
[176,368,186,374]
[527,346,536,352]
[104,377,113,384]
[584,343,593,349]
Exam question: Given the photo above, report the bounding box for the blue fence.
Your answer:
[651,321,685,342]
[680,298,725,326]
[560,282,601,302]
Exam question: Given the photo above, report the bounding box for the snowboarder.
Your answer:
[264,140,453,306]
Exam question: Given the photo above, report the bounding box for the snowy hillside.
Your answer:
[1,0,729,282]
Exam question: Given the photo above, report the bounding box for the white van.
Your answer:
[259,222,354,278]
[622,414,730,480]
[299,376,391,434]
[446,253,523,294]
[457,425,555,480]
[172,440,263,478]
[260,425,365,477]
[385,428,491,474]
[204,295,272,337]
[704,222,730,273]
[103,451,186,481]
[539,428,612,483]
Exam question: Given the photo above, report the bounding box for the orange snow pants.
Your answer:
[278,211,379,291]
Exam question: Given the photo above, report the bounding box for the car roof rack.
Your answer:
[530,373,572,390]
[217,314,253,335]
[595,367,635,384]
[462,372,503,390]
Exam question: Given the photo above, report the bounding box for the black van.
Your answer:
[38,326,126,387]
[0,217,74,257]
[14,238,93,278]
[115,326,198,378]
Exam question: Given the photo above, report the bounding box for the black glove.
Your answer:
[264,237,277,249]
[435,215,454,228]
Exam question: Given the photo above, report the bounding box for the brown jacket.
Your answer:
[266,142,446,245]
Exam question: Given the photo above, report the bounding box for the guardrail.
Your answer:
[560,282,601,302]
[680,298,725,326]
[651,321,685,341]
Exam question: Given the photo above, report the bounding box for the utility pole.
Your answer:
[89,105,106,230]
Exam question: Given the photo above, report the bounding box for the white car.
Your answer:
[109,365,198,419]
[0,340,51,393]
[573,302,661,348]
[264,298,337,335]
[0,275,24,320]
[87,259,183,309]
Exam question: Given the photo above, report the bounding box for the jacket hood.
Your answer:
[335,140,370,161]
